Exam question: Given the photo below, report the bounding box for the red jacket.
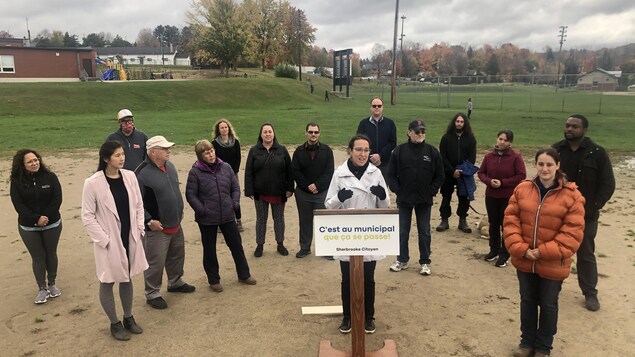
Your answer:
[478,147,526,199]
[503,178,585,281]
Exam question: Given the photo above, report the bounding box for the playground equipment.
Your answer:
[100,59,127,81]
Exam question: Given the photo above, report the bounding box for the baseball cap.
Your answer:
[146,135,175,149]
[408,119,426,131]
[117,109,134,121]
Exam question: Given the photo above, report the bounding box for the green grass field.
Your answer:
[1,73,634,155]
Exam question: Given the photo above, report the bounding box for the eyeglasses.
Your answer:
[371,104,382,108]
[307,131,320,135]
[412,130,426,135]
[353,147,371,153]
[121,120,134,125]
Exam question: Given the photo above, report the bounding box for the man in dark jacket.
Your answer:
[386,119,444,275]
[291,122,334,258]
[437,113,477,233]
[135,135,196,310]
[106,109,148,171]
[357,97,397,177]
[553,114,615,312]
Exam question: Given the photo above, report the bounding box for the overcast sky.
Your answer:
[3,0,634,58]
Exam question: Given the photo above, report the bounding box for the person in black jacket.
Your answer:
[386,120,444,275]
[106,109,148,171]
[357,97,397,177]
[291,122,334,258]
[436,113,477,233]
[10,149,63,304]
[553,114,615,312]
[244,123,294,257]
[211,118,244,232]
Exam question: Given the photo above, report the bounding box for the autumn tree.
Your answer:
[136,28,160,47]
[242,0,283,71]
[188,0,248,77]
[0,31,13,39]
[276,4,316,65]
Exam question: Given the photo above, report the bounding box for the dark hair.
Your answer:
[257,122,277,144]
[535,147,566,182]
[497,129,514,142]
[212,118,239,141]
[446,112,473,137]
[98,141,124,171]
[11,149,50,186]
[305,122,320,131]
[347,134,371,150]
[568,114,589,128]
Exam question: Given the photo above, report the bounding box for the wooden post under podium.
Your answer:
[315,209,398,357]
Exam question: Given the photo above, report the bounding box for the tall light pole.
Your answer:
[297,9,302,81]
[399,15,406,78]
[556,25,567,92]
[390,0,399,105]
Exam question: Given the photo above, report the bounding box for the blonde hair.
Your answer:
[194,139,213,160]
[212,118,239,141]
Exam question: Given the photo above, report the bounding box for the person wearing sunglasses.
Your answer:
[356,97,397,177]
[291,122,334,259]
[106,109,149,171]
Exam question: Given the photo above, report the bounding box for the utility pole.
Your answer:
[390,0,399,105]
[298,9,302,81]
[556,25,567,92]
[399,15,406,79]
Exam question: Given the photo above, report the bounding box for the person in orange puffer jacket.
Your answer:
[503,147,585,357]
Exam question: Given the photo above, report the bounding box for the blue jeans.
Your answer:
[397,202,432,265]
[517,270,563,355]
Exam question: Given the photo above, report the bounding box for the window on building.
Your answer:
[0,55,15,73]
[147,58,153,62]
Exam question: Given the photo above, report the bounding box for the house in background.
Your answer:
[577,68,622,91]
[95,47,190,66]
[0,38,96,82]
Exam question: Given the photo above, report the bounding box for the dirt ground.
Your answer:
[1,147,634,357]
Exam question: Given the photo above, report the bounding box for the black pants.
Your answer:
[19,223,62,289]
[439,176,469,219]
[577,216,599,296]
[485,196,510,259]
[340,260,376,319]
[198,222,251,284]
[294,188,326,250]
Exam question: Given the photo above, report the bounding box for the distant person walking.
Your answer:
[10,149,63,305]
[467,98,473,119]
[106,109,148,171]
[325,90,330,102]
[211,118,244,232]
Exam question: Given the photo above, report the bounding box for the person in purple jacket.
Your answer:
[185,140,256,293]
[477,130,526,268]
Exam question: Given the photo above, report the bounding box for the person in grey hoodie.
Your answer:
[135,135,196,310]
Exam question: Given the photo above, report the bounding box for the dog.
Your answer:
[476,216,489,239]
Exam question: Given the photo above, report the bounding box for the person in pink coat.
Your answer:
[82,141,149,341]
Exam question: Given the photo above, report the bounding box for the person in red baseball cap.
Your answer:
[106,109,148,171]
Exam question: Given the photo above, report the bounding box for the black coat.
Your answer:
[291,142,334,194]
[386,140,445,205]
[244,141,294,200]
[439,132,477,175]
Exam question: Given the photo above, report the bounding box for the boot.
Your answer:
[436,219,449,232]
[236,219,244,232]
[458,217,472,233]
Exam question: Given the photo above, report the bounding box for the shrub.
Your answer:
[274,63,298,79]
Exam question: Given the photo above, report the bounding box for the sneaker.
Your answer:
[34,289,49,304]
[495,256,508,268]
[123,315,143,334]
[419,264,431,275]
[277,244,289,256]
[338,317,351,334]
[585,294,600,311]
[254,244,264,257]
[210,283,224,292]
[365,318,376,334]
[389,260,408,272]
[167,283,196,293]
[295,249,311,258]
[484,251,498,262]
[110,321,130,341]
[436,219,449,232]
[47,284,61,298]
[240,277,257,285]
[146,296,168,309]
[512,347,534,357]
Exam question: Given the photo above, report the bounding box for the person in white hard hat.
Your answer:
[106,109,149,171]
